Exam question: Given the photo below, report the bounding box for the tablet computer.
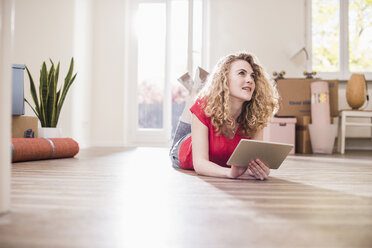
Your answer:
[226,139,293,169]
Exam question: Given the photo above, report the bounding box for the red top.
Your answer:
[179,98,249,170]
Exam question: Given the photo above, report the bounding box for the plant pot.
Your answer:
[308,124,337,154]
[38,127,62,138]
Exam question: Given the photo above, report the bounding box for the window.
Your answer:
[137,3,166,130]
[308,0,372,79]
[127,0,205,145]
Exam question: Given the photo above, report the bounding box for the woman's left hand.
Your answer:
[247,158,270,180]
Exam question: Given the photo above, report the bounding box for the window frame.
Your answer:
[125,0,207,146]
[306,0,372,80]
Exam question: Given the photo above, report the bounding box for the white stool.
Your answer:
[337,110,372,154]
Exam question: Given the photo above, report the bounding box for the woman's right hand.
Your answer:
[247,159,270,180]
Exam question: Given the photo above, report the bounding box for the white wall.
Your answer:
[0,0,14,214]
[208,0,307,76]
[72,0,93,148]
[90,0,126,146]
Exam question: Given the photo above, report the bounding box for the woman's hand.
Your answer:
[247,159,270,180]
[229,165,248,179]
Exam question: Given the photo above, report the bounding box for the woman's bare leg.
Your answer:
[178,67,208,124]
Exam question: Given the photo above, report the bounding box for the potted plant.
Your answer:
[24,58,77,138]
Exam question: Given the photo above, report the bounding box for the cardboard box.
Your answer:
[12,116,38,138]
[263,117,296,154]
[276,78,338,117]
[295,116,312,154]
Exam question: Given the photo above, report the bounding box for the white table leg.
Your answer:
[337,114,342,153]
[340,112,346,154]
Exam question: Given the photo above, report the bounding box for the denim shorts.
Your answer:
[169,121,191,169]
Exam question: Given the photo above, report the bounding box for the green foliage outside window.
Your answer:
[349,0,372,72]
[312,0,339,72]
[312,0,372,73]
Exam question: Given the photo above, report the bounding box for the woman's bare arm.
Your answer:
[191,114,245,178]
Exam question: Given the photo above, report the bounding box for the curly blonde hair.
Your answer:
[199,52,279,138]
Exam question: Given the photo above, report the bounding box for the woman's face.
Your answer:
[227,59,256,102]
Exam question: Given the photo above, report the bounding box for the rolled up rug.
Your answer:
[11,138,79,162]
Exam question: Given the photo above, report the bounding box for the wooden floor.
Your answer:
[0,147,372,248]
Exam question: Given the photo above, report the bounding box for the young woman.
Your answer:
[170,52,279,180]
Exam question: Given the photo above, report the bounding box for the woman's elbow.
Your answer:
[192,158,205,175]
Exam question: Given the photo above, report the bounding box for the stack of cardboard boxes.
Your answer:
[11,64,38,138]
[263,117,297,154]
[12,116,38,138]
[275,78,338,154]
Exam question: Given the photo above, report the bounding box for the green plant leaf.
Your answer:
[24,98,40,120]
[46,63,55,127]
[25,66,40,116]
[47,64,57,127]
[56,73,76,123]
[55,58,76,124]
[39,62,48,127]
[54,61,60,87]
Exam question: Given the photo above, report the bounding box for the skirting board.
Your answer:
[90,141,126,147]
